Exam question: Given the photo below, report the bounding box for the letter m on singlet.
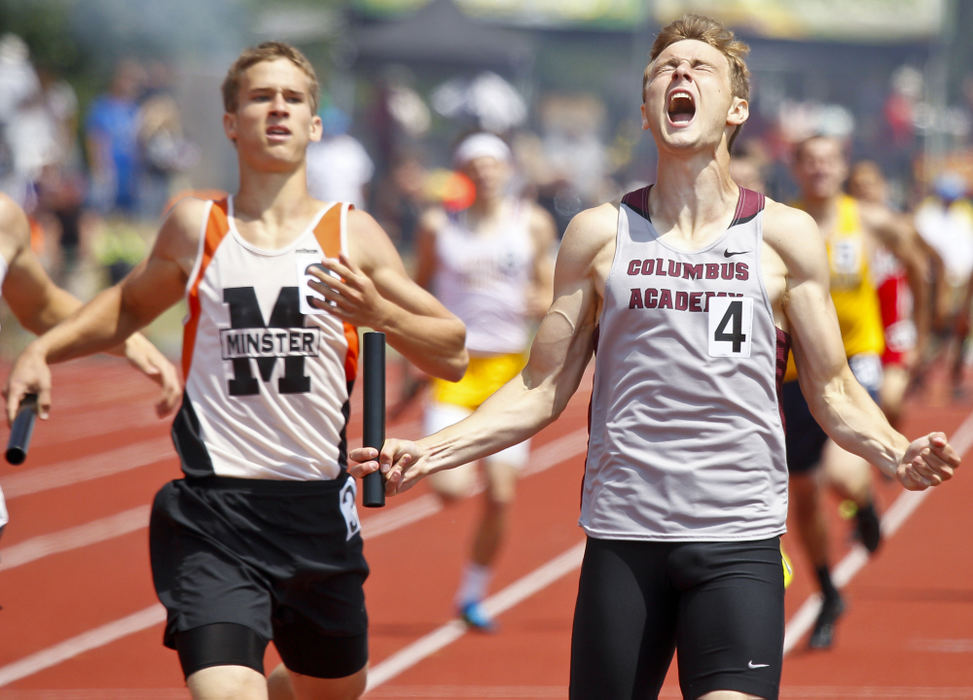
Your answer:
[222,287,310,396]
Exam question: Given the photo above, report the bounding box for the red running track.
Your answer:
[0,356,971,699]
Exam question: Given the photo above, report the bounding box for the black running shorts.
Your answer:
[570,536,784,700]
[782,380,828,474]
[149,473,369,679]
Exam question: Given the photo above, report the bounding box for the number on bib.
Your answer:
[339,478,361,541]
[708,297,753,358]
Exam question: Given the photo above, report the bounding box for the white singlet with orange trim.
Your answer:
[432,200,532,354]
[175,197,359,481]
[582,186,789,542]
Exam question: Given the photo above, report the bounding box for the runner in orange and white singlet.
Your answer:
[5,43,467,700]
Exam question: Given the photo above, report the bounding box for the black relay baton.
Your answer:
[6,393,38,465]
[362,331,386,507]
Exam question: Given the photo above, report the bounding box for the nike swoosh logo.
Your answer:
[723,250,749,257]
[748,661,770,669]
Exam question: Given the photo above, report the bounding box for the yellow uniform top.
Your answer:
[785,195,884,381]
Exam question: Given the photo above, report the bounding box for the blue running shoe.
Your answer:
[459,600,496,632]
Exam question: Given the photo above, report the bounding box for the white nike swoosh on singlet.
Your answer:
[748,661,771,669]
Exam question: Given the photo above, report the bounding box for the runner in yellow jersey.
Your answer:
[786,134,929,649]
[414,132,556,631]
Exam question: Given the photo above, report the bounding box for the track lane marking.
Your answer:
[783,411,973,654]
[365,541,586,692]
[2,428,588,565]
[5,406,965,687]
[0,506,149,571]
[0,605,165,687]
[0,427,590,684]
[2,439,174,499]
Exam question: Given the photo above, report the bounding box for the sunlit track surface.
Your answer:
[1,357,972,698]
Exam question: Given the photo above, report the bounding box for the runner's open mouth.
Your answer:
[667,92,696,123]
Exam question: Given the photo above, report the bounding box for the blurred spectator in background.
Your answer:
[365,65,430,184]
[306,106,374,210]
[0,34,64,211]
[413,131,556,632]
[535,93,614,234]
[370,148,429,257]
[882,65,923,185]
[137,61,199,221]
[0,35,93,296]
[85,58,144,216]
[913,171,973,396]
[847,160,940,424]
[32,63,87,287]
[785,135,930,649]
[729,142,769,193]
[431,71,527,136]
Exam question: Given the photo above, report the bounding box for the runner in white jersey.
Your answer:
[584,186,788,542]
[176,196,359,481]
[351,15,959,700]
[0,192,179,541]
[414,132,555,631]
[5,43,467,700]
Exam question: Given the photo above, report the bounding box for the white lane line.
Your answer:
[2,438,174,499]
[0,506,149,571]
[0,605,165,687]
[0,427,589,569]
[0,427,590,684]
[0,542,586,690]
[365,541,586,692]
[783,412,973,654]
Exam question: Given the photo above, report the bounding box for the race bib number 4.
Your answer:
[708,297,753,358]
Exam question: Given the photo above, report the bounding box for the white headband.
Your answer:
[453,133,512,167]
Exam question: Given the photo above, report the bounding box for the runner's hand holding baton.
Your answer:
[6,393,38,465]
[362,332,386,507]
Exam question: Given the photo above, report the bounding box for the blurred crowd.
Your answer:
[2,26,973,393]
[0,33,198,303]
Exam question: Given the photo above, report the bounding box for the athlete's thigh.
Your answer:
[425,401,479,498]
[187,664,268,700]
[674,539,784,700]
[481,458,518,505]
[150,481,275,651]
[570,537,677,700]
[820,438,873,501]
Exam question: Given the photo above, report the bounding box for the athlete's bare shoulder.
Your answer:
[346,206,408,276]
[346,206,391,249]
[561,202,617,257]
[558,201,618,290]
[760,196,827,277]
[154,195,212,275]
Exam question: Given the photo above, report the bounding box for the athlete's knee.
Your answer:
[186,664,267,700]
[484,462,518,506]
[432,482,467,504]
[284,665,367,700]
[484,483,515,510]
[428,464,476,502]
